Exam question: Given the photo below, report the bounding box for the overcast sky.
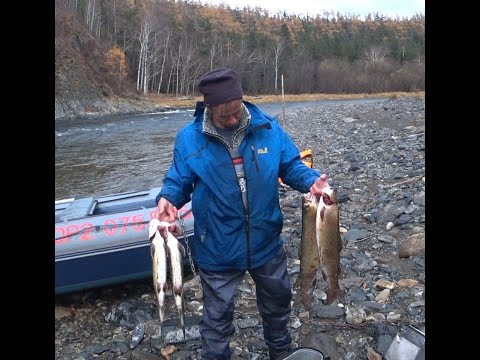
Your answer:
[195,0,425,19]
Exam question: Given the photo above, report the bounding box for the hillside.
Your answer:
[54,2,424,120]
[55,8,164,120]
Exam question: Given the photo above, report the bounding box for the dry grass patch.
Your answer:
[142,91,425,109]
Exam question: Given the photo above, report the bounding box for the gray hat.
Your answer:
[198,68,243,106]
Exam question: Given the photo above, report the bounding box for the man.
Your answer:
[154,68,329,359]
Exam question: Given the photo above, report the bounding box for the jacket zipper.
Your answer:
[244,123,271,268]
[228,146,251,269]
[245,214,251,269]
[251,145,259,172]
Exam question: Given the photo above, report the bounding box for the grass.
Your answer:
[142,91,425,108]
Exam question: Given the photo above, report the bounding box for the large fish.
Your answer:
[293,192,320,310]
[159,223,187,339]
[316,186,345,304]
[148,219,169,326]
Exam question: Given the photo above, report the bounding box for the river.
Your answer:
[55,98,385,200]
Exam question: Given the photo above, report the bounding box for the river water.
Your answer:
[55,99,385,200]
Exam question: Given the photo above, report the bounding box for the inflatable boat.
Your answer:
[55,187,195,295]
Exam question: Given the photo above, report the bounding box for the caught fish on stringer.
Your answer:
[293,185,345,309]
[149,219,168,326]
[316,186,345,305]
[293,192,320,310]
[149,219,187,339]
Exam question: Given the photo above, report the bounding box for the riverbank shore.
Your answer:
[55,95,425,360]
[54,91,425,121]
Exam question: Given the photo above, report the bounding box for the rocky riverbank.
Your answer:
[55,96,425,360]
[54,95,173,121]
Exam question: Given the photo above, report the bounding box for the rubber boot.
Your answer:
[268,347,295,360]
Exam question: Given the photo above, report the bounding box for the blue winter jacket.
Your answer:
[157,101,321,271]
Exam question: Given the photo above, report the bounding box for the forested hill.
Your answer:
[55,9,113,118]
[54,0,425,120]
[55,7,155,119]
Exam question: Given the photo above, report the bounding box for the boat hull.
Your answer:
[56,245,153,294]
[55,187,195,295]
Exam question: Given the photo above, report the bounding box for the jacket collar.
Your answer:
[193,100,270,129]
[202,103,250,135]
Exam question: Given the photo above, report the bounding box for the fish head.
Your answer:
[321,186,338,207]
[302,192,318,209]
[158,224,169,241]
[302,192,319,220]
[149,219,162,240]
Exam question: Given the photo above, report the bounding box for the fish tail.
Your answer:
[180,300,186,340]
[293,292,313,310]
[325,288,345,305]
[321,269,327,282]
[173,291,186,339]
[157,283,167,323]
[158,305,164,323]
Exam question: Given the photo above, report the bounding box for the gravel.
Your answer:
[55,95,425,360]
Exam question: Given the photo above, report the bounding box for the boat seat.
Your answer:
[59,197,97,222]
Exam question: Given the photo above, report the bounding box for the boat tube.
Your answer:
[55,187,195,295]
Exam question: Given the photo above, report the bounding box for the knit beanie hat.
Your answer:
[198,68,243,106]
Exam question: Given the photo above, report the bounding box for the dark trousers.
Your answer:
[198,247,292,359]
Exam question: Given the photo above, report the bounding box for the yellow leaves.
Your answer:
[198,6,242,34]
[106,46,126,69]
[106,46,128,87]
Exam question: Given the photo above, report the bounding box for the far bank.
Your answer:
[55,91,425,121]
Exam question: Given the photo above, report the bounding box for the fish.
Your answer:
[316,186,345,304]
[148,219,169,326]
[293,192,320,310]
[159,223,187,339]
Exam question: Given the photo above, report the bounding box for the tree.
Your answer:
[272,38,284,93]
[364,45,389,64]
[56,0,425,97]
[136,13,155,95]
[106,45,128,88]
[85,0,102,38]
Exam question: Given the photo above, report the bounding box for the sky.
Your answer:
[195,0,425,19]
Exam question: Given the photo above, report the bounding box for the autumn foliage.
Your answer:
[55,0,424,98]
[106,46,128,89]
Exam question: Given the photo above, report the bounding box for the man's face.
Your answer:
[210,99,243,129]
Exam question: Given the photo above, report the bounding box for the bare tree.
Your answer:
[85,0,101,35]
[113,0,116,39]
[180,42,199,96]
[364,45,390,64]
[259,49,270,91]
[136,14,156,95]
[172,39,183,97]
[156,32,172,94]
[272,38,284,93]
[55,0,78,12]
[209,38,222,71]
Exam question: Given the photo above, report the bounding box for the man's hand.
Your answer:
[309,173,330,197]
[154,197,179,234]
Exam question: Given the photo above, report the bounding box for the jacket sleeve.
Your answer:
[156,133,195,208]
[278,129,321,193]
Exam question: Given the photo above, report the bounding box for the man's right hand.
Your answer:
[309,173,330,197]
[154,197,179,234]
